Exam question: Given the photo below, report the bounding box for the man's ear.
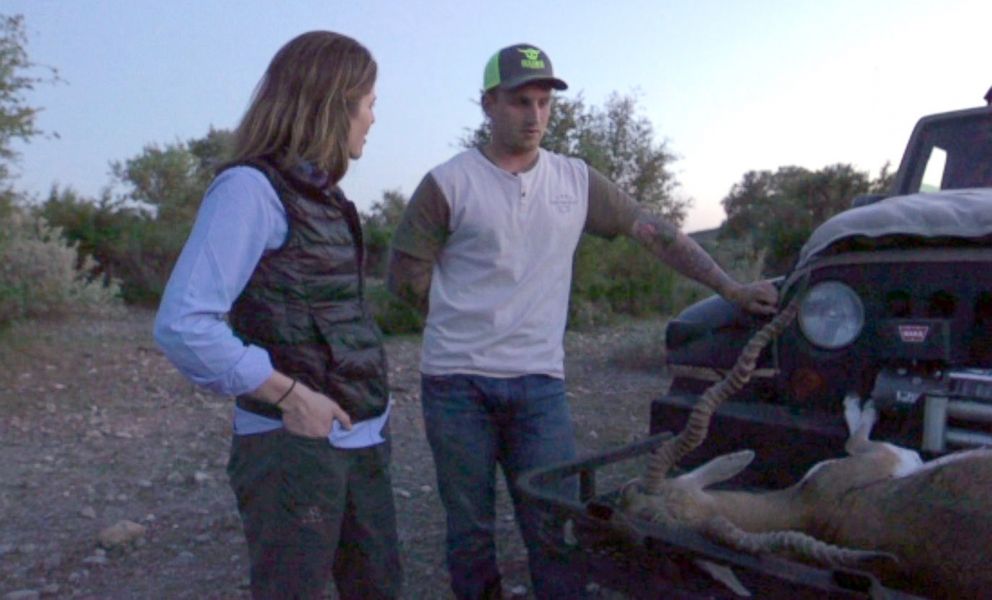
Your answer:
[480,90,496,118]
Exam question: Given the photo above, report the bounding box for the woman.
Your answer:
[154,31,401,599]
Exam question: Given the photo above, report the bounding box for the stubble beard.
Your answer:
[504,129,543,156]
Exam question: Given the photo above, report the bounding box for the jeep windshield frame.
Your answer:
[892,106,992,195]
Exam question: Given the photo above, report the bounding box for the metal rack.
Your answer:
[517,432,924,600]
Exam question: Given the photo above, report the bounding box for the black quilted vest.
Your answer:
[228,159,389,421]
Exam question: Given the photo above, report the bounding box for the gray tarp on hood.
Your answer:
[795,188,992,270]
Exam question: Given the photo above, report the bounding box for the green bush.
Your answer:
[0,208,120,327]
[109,217,189,306]
[569,234,678,329]
[37,130,231,307]
[365,279,424,336]
[39,188,192,306]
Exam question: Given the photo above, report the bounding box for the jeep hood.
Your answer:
[796,188,992,270]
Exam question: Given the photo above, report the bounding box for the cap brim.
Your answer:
[498,75,568,91]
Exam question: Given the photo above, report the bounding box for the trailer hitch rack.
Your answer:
[517,432,923,599]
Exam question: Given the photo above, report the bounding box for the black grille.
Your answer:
[811,257,992,367]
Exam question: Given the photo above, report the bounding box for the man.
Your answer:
[387,43,778,600]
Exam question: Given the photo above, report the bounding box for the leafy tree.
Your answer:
[872,161,895,194]
[574,93,686,221]
[0,14,115,326]
[363,188,407,232]
[111,127,232,224]
[37,186,123,282]
[0,14,59,210]
[719,163,892,273]
[41,129,233,304]
[361,188,407,278]
[111,129,231,303]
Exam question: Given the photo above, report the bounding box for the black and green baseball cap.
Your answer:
[482,43,568,92]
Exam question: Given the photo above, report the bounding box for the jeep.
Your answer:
[654,97,992,486]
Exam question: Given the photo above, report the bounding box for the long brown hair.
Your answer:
[232,31,377,184]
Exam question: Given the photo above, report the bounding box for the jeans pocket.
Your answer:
[279,430,331,480]
[277,432,341,531]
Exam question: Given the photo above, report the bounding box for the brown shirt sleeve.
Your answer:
[386,174,450,314]
[389,173,450,261]
[584,166,640,239]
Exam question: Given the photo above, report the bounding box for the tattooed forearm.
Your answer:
[630,212,679,252]
[386,250,434,317]
[627,208,780,314]
[630,211,736,297]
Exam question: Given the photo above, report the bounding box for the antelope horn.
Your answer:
[704,515,899,568]
[644,298,800,492]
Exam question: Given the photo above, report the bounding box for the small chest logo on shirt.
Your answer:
[550,194,577,214]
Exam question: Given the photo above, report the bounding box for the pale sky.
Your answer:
[5,0,990,232]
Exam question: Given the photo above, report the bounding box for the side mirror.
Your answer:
[851,194,886,208]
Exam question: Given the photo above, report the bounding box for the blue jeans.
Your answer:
[421,374,587,600]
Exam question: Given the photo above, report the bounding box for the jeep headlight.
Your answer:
[798,281,864,349]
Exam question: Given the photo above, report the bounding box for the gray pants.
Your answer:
[227,429,402,599]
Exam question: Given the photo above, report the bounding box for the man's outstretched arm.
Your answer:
[585,167,778,314]
[629,212,778,314]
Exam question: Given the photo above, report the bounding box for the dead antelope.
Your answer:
[621,299,992,599]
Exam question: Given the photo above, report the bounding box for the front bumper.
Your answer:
[871,368,992,451]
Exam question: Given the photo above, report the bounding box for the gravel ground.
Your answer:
[0,308,670,599]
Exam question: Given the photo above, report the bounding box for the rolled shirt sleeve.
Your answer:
[153,167,287,396]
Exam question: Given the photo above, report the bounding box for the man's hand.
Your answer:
[725,280,779,316]
[280,383,353,438]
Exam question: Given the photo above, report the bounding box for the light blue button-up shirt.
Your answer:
[153,166,389,446]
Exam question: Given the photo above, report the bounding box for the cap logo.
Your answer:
[517,47,545,70]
